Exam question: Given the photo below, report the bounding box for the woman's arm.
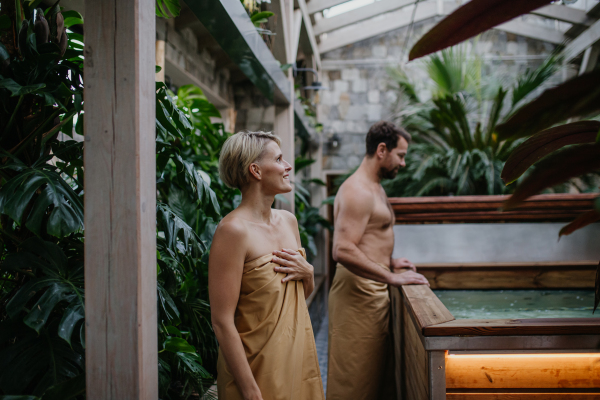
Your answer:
[209,221,263,400]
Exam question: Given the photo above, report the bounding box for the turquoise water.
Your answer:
[434,290,600,319]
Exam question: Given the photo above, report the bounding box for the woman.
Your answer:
[209,131,324,400]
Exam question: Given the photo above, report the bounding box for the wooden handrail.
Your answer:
[390,193,598,224]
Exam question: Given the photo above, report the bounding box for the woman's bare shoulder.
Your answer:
[214,212,249,242]
[273,209,298,228]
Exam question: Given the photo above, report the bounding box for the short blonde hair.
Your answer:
[219,131,281,189]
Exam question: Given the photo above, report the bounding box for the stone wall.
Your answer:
[317,17,568,171]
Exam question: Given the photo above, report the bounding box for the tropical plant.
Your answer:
[384,46,560,196]
[407,0,600,309]
[0,3,230,399]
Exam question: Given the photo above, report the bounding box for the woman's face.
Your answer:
[254,141,293,194]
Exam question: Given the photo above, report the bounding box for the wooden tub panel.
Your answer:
[404,300,429,399]
[446,354,600,389]
[447,394,600,399]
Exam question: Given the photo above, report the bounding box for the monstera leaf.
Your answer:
[4,238,84,342]
[0,166,83,237]
[157,202,205,257]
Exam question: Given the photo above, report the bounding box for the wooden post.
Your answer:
[84,1,158,399]
[273,0,295,212]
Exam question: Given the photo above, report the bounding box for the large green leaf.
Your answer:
[504,144,600,210]
[0,167,83,237]
[4,238,84,338]
[501,121,600,185]
[408,0,552,60]
[156,0,181,18]
[295,156,316,173]
[163,337,196,354]
[0,327,84,395]
[157,202,205,257]
[0,79,46,96]
[497,70,600,141]
[41,373,85,400]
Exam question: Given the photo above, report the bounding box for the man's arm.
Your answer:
[332,188,428,287]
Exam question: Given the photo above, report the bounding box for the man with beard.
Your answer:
[327,121,429,400]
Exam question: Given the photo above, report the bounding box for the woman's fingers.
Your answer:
[272,256,294,267]
[273,266,294,274]
[273,250,297,261]
[281,248,299,256]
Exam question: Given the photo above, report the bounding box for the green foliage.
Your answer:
[0,5,231,399]
[156,0,181,18]
[384,47,559,196]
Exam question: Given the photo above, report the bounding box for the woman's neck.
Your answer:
[238,185,276,224]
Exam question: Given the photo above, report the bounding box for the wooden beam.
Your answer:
[390,193,598,224]
[532,4,593,26]
[423,318,600,336]
[291,9,302,62]
[84,0,158,398]
[564,18,600,61]
[313,0,416,35]
[495,19,566,45]
[419,262,597,290]
[307,0,350,14]
[272,0,292,65]
[579,45,600,74]
[318,1,440,54]
[298,0,322,69]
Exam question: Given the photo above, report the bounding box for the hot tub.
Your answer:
[391,285,600,400]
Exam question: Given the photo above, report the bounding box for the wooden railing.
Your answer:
[389,193,598,224]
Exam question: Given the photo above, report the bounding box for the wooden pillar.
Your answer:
[273,0,295,212]
[84,1,158,399]
[156,39,166,82]
[275,96,295,212]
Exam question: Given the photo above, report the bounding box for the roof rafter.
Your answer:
[318,1,441,54]
[313,0,416,35]
[307,0,349,15]
[564,18,600,61]
[298,0,322,68]
[495,19,566,45]
[318,0,568,54]
[531,4,592,26]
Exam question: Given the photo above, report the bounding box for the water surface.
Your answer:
[434,290,599,319]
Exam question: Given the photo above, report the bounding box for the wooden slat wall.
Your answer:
[425,318,600,336]
[84,0,158,398]
[390,288,405,400]
[403,296,430,399]
[390,194,598,224]
[419,262,597,290]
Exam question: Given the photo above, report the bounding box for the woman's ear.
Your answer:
[248,163,261,181]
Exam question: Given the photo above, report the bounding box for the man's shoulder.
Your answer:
[337,176,375,208]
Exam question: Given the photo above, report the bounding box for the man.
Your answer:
[327,121,429,400]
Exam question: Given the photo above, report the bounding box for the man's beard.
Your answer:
[379,166,399,180]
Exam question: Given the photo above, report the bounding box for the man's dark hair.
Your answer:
[365,121,411,156]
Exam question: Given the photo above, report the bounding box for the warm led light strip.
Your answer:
[447,353,600,359]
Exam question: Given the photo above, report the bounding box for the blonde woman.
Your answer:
[209,131,324,400]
